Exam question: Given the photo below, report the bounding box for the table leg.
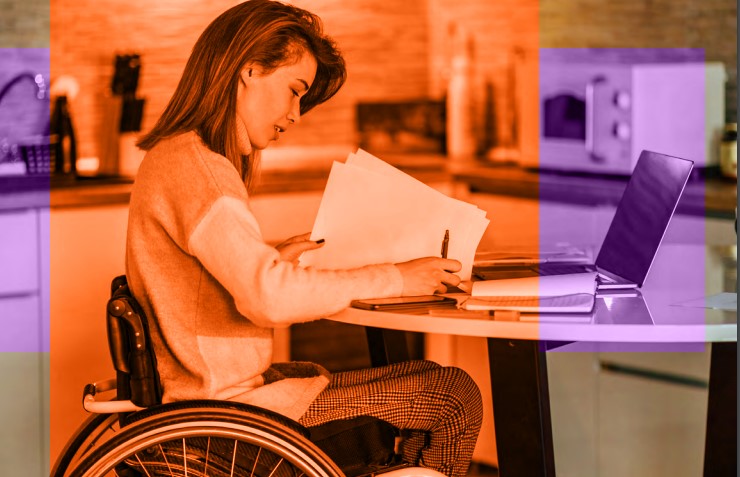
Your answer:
[703,341,737,476]
[364,327,410,367]
[488,338,556,476]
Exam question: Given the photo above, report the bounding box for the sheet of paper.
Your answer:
[471,272,597,297]
[300,151,489,280]
[348,149,486,218]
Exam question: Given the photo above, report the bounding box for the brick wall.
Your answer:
[0,0,49,48]
[33,0,740,161]
[49,0,430,159]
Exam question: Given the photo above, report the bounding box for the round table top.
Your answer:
[327,244,737,344]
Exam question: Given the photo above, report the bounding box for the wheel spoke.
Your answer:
[250,447,262,477]
[230,440,238,477]
[134,453,153,477]
[67,409,342,477]
[182,438,188,476]
[204,436,211,475]
[266,457,284,477]
[159,443,174,475]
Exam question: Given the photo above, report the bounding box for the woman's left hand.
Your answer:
[275,233,325,262]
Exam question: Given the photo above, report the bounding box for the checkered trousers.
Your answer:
[299,360,483,477]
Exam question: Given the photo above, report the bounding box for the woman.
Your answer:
[128,1,482,476]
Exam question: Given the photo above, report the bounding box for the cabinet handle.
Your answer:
[600,361,708,389]
[585,76,607,163]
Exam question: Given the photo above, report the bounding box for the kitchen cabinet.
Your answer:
[0,352,46,476]
[0,207,47,475]
[547,348,710,477]
[0,208,38,295]
[48,203,129,467]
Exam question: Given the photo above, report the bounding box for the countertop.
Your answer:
[0,157,736,219]
[452,162,738,219]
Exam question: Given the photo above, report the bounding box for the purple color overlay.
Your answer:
[538,48,708,352]
[1,48,50,353]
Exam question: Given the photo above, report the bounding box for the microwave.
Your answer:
[524,62,726,174]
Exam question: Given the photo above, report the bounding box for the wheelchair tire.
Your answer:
[66,405,344,477]
[52,413,121,477]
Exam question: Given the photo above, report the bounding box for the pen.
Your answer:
[441,229,450,258]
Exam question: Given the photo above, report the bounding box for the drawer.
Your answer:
[597,370,708,477]
[0,209,39,295]
[0,296,41,352]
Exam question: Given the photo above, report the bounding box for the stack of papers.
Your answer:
[299,149,489,280]
[462,272,597,313]
[473,246,593,266]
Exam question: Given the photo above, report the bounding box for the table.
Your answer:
[326,244,737,476]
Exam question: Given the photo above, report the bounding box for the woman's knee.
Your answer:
[441,366,484,419]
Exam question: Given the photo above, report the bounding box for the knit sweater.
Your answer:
[125,130,404,420]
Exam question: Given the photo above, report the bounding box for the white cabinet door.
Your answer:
[249,191,324,244]
[597,367,708,477]
[0,208,38,295]
[548,349,710,477]
[39,207,50,475]
[0,351,44,476]
[0,295,41,352]
[0,208,44,474]
[49,204,129,467]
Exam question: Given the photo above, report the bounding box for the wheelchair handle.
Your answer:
[107,298,147,374]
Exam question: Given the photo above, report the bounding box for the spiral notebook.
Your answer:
[462,272,597,313]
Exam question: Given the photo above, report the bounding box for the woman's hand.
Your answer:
[275,233,325,263]
[395,257,462,295]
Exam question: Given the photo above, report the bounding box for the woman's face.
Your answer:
[236,52,318,150]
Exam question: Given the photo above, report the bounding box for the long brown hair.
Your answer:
[137,0,346,191]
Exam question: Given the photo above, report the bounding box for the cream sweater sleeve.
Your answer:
[188,196,404,327]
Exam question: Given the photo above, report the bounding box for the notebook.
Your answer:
[462,272,597,313]
[474,150,694,290]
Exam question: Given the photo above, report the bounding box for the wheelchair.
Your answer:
[51,276,447,477]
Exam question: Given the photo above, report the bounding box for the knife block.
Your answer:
[98,94,145,177]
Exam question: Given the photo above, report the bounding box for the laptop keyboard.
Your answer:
[535,264,596,276]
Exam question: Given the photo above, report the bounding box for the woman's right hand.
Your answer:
[394,257,462,295]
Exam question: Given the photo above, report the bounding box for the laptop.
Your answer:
[474,150,694,289]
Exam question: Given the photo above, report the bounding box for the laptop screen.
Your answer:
[595,151,694,287]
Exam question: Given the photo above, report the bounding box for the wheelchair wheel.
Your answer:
[52,413,122,476]
[67,405,344,477]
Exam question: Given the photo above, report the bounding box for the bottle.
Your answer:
[50,95,77,175]
[720,123,737,179]
[446,23,476,162]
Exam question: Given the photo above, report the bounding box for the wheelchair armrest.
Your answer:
[82,378,144,414]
